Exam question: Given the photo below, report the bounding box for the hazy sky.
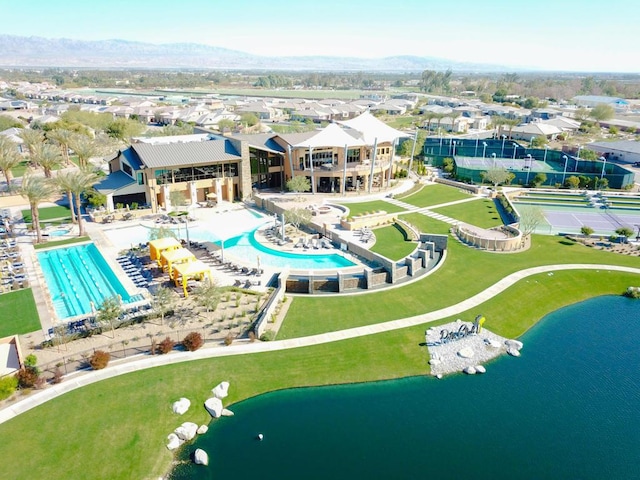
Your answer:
[4,0,640,72]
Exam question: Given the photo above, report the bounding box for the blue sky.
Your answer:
[4,0,640,72]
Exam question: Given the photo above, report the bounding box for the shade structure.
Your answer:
[149,237,181,262]
[292,122,365,148]
[206,192,217,199]
[338,111,409,144]
[172,260,212,297]
[161,247,196,275]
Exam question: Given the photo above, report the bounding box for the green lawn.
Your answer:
[33,236,89,250]
[397,183,472,208]
[370,224,417,260]
[277,233,640,339]
[0,268,636,479]
[21,205,72,224]
[0,289,41,337]
[339,200,405,217]
[431,198,503,228]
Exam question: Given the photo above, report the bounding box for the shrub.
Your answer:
[158,336,175,354]
[52,367,64,384]
[89,350,110,370]
[130,202,138,210]
[260,330,275,342]
[0,375,18,400]
[25,354,37,367]
[182,332,204,351]
[223,333,234,346]
[16,366,40,388]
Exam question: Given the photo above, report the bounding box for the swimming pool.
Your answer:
[37,243,135,320]
[104,215,356,270]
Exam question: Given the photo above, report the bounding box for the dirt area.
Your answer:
[568,235,640,256]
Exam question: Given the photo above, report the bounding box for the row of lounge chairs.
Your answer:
[355,228,374,244]
[117,253,152,289]
[1,235,27,292]
[294,237,334,250]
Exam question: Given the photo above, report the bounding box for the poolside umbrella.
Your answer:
[257,255,261,274]
[206,192,217,199]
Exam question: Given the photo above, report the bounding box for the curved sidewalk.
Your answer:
[1,263,638,425]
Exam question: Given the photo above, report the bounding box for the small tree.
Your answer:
[481,167,512,188]
[580,226,594,237]
[286,176,311,195]
[565,175,581,190]
[96,295,123,338]
[89,350,110,370]
[182,332,204,352]
[0,375,19,400]
[518,206,545,244]
[589,104,615,125]
[284,207,312,232]
[193,280,220,315]
[16,367,40,388]
[152,286,175,325]
[615,227,634,243]
[532,172,547,187]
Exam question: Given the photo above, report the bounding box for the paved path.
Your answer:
[1,263,638,425]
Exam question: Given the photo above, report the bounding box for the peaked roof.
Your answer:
[291,123,365,148]
[338,111,409,144]
[131,139,241,169]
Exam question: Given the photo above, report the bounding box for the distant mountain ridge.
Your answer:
[0,35,518,72]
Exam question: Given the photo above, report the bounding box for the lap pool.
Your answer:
[37,243,140,320]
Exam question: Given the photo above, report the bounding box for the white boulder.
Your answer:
[174,422,199,441]
[463,366,477,375]
[197,424,209,435]
[172,398,191,415]
[205,397,224,418]
[193,448,209,466]
[507,347,521,357]
[221,408,235,417]
[475,365,486,374]
[505,339,523,350]
[457,347,475,359]
[166,433,182,450]
[485,339,502,348]
[212,381,230,399]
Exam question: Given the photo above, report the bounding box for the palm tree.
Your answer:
[19,174,56,244]
[48,129,75,166]
[0,136,22,193]
[423,111,437,133]
[503,118,521,140]
[18,129,45,158]
[31,143,63,178]
[59,169,100,236]
[68,134,98,169]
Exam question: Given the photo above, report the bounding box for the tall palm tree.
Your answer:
[48,128,75,166]
[54,170,79,224]
[68,134,98,169]
[60,169,100,236]
[31,143,63,178]
[0,136,22,193]
[423,111,437,133]
[19,174,56,244]
[18,129,45,158]
[503,118,521,140]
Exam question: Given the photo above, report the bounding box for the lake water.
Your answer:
[169,296,640,480]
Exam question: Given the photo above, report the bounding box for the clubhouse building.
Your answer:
[96,112,407,212]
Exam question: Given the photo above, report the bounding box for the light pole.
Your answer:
[512,143,518,160]
[576,146,582,171]
[501,134,507,157]
[475,135,479,157]
[562,155,568,185]
[482,141,487,159]
[439,131,443,155]
[525,154,532,186]
[530,136,536,148]
[491,152,497,168]
[599,156,607,179]
[543,145,548,164]
[452,140,457,157]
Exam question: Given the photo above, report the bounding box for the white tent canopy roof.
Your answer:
[338,111,409,144]
[292,122,365,148]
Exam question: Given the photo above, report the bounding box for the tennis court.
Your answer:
[516,203,640,236]
[457,156,558,173]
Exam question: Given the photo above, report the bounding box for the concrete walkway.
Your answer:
[1,262,638,425]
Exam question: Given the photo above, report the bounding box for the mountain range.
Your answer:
[0,35,515,72]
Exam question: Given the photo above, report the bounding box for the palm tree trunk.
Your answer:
[67,191,77,223]
[75,193,85,236]
[2,169,11,193]
[32,203,42,244]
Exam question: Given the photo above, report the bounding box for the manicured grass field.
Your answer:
[340,200,405,217]
[21,205,72,224]
[431,198,503,229]
[278,233,640,339]
[0,289,41,337]
[369,224,417,260]
[397,183,472,208]
[0,268,636,479]
[33,236,89,250]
